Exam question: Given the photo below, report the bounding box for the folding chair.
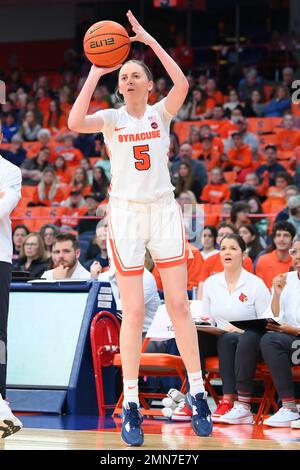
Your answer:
[204,357,279,425]
[90,311,120,416]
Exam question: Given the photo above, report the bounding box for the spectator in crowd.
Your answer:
[223,89,241,116]
[35,87,51,116]
[255,221,296,288]
[1,113,19,142]
[200,225,219,259]
[220,200,233,222]
[225,118,259,159]
[60,187,86,209]
[91,166,109,200]
[256,145,286,185]
[242,171,269,199]
[198,124,224,155]
[238,68,264,102]
[88,87,110,113]
[188,88,213,120]
[43,99,67,133]
[168,134,180,164]
[18,110,42,141]
[18,98,43,126]
[231,201,251,229]
[264,85,291,117]
[0,134,27,166]
[205,78,224,106]
[276,114,300,151]
[201,168,231,204]
[266,171,294,206]
[56,133,83,167]
[202,234,271,424]
[80,158,93,184]
[39,224,59,260]
[174,161,203,201]
[286,195,300,232]
[84,223,109,271]
[21,147,51,186]
[41,233,90,280]
[53,155,72,185]
[196,136,222,170]
[197,222,254,298]
[16,233,50,277]
[223,132,253,180]
[151,241,204,292]
[171,143,208,196]
[31,167,64,206]
[78,194,100,234]
[260,234,300,428]
[275,186,300,223]
[281,66,295,94]
[71,167,91,196]
[243,89,266,117]
[246,195,269,238]
[12,224,29,269]
[238,224,264,262]
[26,128,56,161]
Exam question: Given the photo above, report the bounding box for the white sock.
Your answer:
[188,371,205,397]
[123,379,139,407]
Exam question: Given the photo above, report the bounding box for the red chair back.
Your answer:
[90,311,120,416]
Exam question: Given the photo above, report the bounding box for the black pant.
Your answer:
[260,332,299,400]
[0,262,12,399]
[217,330,263,395]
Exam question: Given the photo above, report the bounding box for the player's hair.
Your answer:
[220,233,246,253]
[53,233,79,251]
[116,60,153,102]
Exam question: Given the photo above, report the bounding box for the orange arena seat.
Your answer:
[21,185,36,199]
[247,117,281,134]
[258,134,278,148]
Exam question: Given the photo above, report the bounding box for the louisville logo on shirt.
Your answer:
[239,292,248,302]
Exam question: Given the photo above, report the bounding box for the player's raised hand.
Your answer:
[89,63,121,79]
[127,10,155,46]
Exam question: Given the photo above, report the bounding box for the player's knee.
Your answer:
[122,308,144,328]
[167,297,190,320]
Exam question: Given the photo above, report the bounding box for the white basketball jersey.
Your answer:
[97,98,175,203]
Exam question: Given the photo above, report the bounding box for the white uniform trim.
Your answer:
[0,155,21,263]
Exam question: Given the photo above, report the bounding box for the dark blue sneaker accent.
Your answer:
[121,402,144,446]
[185,392,213,437]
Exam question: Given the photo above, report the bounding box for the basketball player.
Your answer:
[68,10,212,446]
[0,120,23,437]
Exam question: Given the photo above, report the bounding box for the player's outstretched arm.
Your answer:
[68,64,121,133]
[127,10,189,116]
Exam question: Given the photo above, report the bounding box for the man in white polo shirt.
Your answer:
[0,121,23,437]
[41,233,91,280]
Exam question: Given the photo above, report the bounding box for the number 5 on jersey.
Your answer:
[133,145,151,171]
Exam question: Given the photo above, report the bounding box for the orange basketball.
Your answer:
[83,20,130,68]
